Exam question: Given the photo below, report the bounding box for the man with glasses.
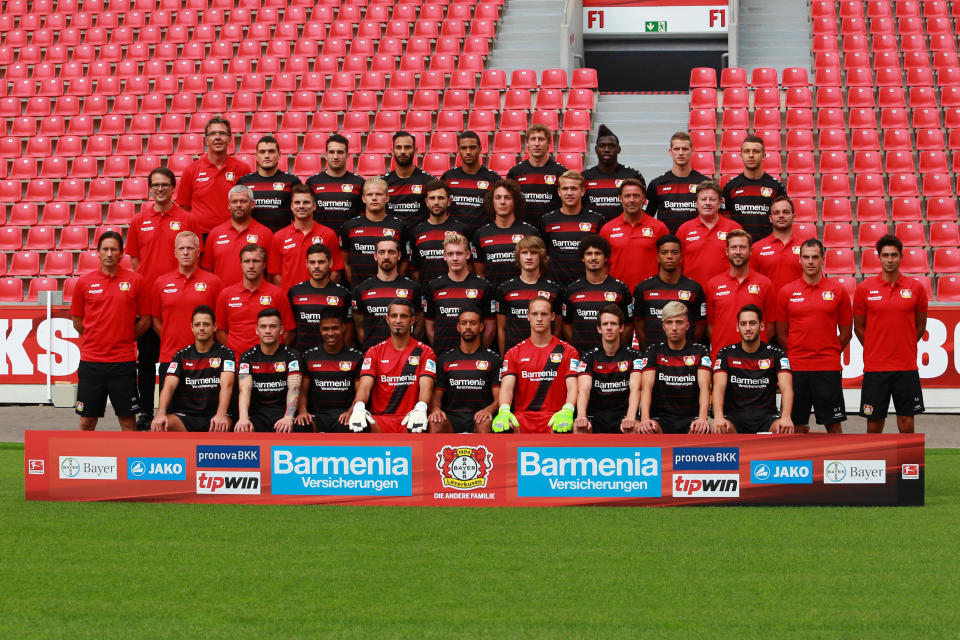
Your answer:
[178,116,252,233]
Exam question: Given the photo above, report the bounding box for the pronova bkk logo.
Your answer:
[672,447,739,470]
[517,447,661,497]
[195,445,260,468]
[271,446,413,496]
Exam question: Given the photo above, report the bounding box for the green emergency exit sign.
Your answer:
[645,21,667,32]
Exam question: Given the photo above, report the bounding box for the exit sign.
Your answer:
[645,20,667,32]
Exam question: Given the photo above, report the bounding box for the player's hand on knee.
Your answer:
[274,416,294,433]
[548,403,575,433]
[150,414,168,432]
[690,418,711,434]
[491,405,518,433]
[234,418,253,433]
[573,416,591,432]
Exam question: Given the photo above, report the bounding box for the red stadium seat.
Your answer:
[854,174,885,197]
[690,130,717,152]
[937,275,960,301]
[901,248,930,274]
[889,174,920,198]
[927,198,958,221]
[924,173,954,197]
[859,249,881,274]
[824,248,856,274]
[0,278,23,302]
[852,151,883,175]
[689,67,717,88]
[688,109,717,131]
[786,174,816,197]
[858,222,889,248]
[851,129,881,151]
[8,251,40,276]
[934,248,960,273]
[823,223,855,248]
[930,222,960,247]
[25,226,56,251]
[822,174,852,197]
[356,154,386,178]
[884,151,914,174]
[791,198,818,222]
[822,197,853,222]
[41,251,74,276]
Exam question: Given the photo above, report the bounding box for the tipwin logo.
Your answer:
[672,474,740,497]
[436,445,492,491]
[196,471,261,494]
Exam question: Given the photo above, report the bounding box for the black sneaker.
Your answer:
[136,415,152,431]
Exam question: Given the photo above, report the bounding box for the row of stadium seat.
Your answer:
[813,1,954,20]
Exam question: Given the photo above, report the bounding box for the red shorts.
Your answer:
[516,410,554,434]
[372,414,406,433]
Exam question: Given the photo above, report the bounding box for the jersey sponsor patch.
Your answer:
[701,356,711,367]
[792,245,801,254]
[780,357,790,369]
[223,360,235,372]
[603,292,616,302]
[717,231,728,240]
[288,360,299,372]
[679,290,691,300]
[239,362,250,375]
[326,296,340,305]
[511,234,524,243]
[570,358,582,372]
[396,288,409,297]
[361,357,372,370]
[425,358,436,374]
[246,234,259,243]
[634,358,646,369]
[550,353,562,363]
[167,362,178,373]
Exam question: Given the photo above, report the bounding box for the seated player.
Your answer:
[235,308,305,433]
[295,308,365,433]
[493,297,580,434]
[712,304,794,434]
[574,304,643,433]
[151,305,236,432]
[638,302,712,434]
[346,299,436,433]
[429,306,502,433]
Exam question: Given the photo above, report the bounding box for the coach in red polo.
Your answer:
[202,185,274,285]
[677,180,742,289]
[268,184,343,290]
[750,195,804,295]
[177,116,252,233]
[600,177,668,291]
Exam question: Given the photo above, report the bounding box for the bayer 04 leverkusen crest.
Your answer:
[436,445,492,490]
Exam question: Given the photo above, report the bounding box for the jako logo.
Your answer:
[672,447,739,470]
[750,460,813,485]
[517,447,662,497]
[672,474,740,497]
[823,460,886,484]
[196,471,261,494]
[127,457,186,481]
[271,446,412,496]
[196,445,260,468]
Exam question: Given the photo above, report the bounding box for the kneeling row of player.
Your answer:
[152,298,792,435]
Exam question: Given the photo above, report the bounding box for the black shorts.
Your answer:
[726,411,779,434]
[860,371,925,419]
[791,370,846,426]
[448,411,477,434]
[654,414,695,435]
[588,411,625,434]
[250,409,312,433]
[76,361,141,418]
[314,410,354,433]
[175,413,210,432]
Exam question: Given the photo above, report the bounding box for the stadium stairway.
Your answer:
[592,93,689,178]
[488,0,567,75]
[735,0,812,74]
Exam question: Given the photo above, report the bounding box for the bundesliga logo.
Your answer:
[683,355,696,366]
[339,361,352,371]
[195,282,207,292]
[550,353,563,364]
[618,361,629,372]
[169,220,181,230]
[396,288,409,297]
[822,291,835,301]
[273,182,284,191]
[275,362,286,372]
[341,184,354,192]
[408,355,420,366]
[679,290,691,300]
[326,296,340,305]
[761,187,773,197]
[436,445,492,491]
[466,289,478,298]
[246,234,258,243]
[759,359,771,369]
[748,284,760,294]
[209,358,221,367]
[259,295,272,305]
[477,360,489,370]
[119,281,131,291]
[477,180,489,189]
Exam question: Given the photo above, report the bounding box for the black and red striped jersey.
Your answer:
[722,173,786,242]
[578,345,643,415]
[582,164,645,222]
[562,276,633,356]
[339,214,408,285]
[470,219,539,288]
[643,169,709,234]
[237,170,301,233]
[495,276,564,352]
[385,167,436,229]
[714,342,790,415]
[238,344,303,412]
[507,158,567,224]
[642,341,711,418]
[301,345,363,415]
[305,170,365,233]
[541,208,605,288]
[360,338,437,416]
[423,272,496,355]
[441,166,501,235]
[409,217,470,283]
[166,343,236,417]
[436,346,502,413]
[287,280,353,353]
[502,336,579,413]
[352,276,422,351]
[632,275,707,348]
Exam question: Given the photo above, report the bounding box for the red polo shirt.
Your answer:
[177,154,252,233]
[600,213,668,291]
[125,202,200,288]
[215,279,295,356]
[676,215,743,289]
[151,267,224,361]
[201,218,274,286]
[70,266,150,362]
[775,276,852,371]
[853,274,928,372]
[750,232,803,296]
[268,221,344,290]
[705,269,775,358]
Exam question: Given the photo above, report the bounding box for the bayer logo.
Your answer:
[450,455,479,481]
[130,460,146,477]
[753,463,771,481]
[60,457,79,477]
[825,461,846,482]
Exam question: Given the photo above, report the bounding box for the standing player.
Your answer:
[268,184,343,290]
[854,235,928,433]
[600,177,668,291]
[775,238,851,433]
[722,135,786,242]
[472,179,539,287]
[633,234,706,351]
[177,116,252,233]
[306,133,365,233]
[430,306,502,433]
[151,306,236,433]
[750,195,803,295]
[424,233,496,354]
[287,244,353,353]
[409,180,469,283]
[237,134,301,233]
[713,304,794,434]
[705,229,776,359]
[541,170,605,288]
[677,180,743,289]
[507,124,567,224]
[235,308,305,433]
[340,177,407,285]
[493,297,580,433]
[385,130,436,230]
[574,305,643,433]
[562,234,633,357]
[215,244,296,357]
[644,131,708,234]
[582,124,646,222]
[295,308,365,433]
[442,130,501,235]
[353,237,422,350]
[347,299,436,433]
[70,231,151,431]
[201,185,274,285]
[639,302,712,434]
[496,236,563,354]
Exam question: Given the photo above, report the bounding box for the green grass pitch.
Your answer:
[1,443,958,639]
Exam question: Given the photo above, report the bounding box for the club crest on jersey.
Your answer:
[717,231,728,241]
[618,361,629,372]
[683,355,696,366]
[511,234,524,243]
[436,445,492,491]
[339,361,352,371]
[615,179,625,187]
[792,245,801,255]
[579,222,592,232]
[119,281,132,291]
[550,353,563,363]
[341,184,354,192]
[477,180,489,189]
[466,289,478,298]
[747,284,761,294]
[863,404,873,416]
[169,220,181,231]
[383,228,396,237]
[642,227,654,237]
[194,282,207,292]
[679,290,692,300]
[900,289,912,298]
[822,290,835,301]
[246,234,259,243]
[688,184,698,193]
[759,359,771,369]
[76,401,84,412]
[209,358,221,368]
[604,292,617,302]
[408,355,420,366]
[538,290,552,299]
[761,187,773,197]
[412,184,423,194]
[259,295,272,305]
[275,362,286,372]
[396,288,409,297]
[312,236,322,245]
[477,360,489,370]
[326,296,340,305]
[225,172,235,181]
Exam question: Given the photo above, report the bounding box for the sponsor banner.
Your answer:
[24,432,924,507]
[583,2,728,36]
